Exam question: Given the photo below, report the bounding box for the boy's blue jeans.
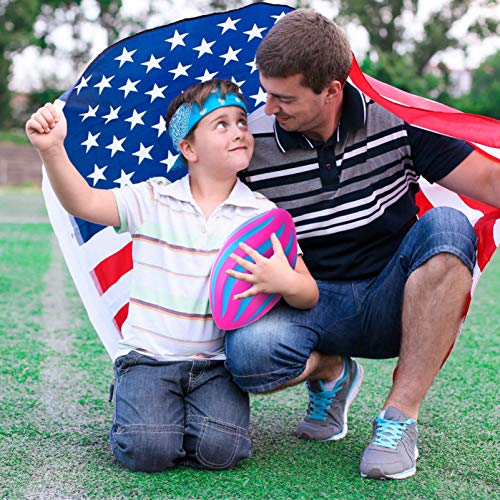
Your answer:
[225,207,478,393]
[110,351,251,472]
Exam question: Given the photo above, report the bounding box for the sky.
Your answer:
[9,0,500,93]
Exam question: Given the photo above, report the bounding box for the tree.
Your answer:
[3,0,158,129]
[455,51,500,118]
[336,0,498,104]
[0,0,41,128]
[0,0,85,129]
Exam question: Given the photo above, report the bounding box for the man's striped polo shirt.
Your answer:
[245,83,473,281]
[113,175,276,361]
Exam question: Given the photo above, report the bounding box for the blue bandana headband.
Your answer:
[168,90,248,151]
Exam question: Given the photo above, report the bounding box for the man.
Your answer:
[225,8,500,480]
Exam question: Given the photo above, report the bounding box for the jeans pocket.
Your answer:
[195,418,251,470]
[114,350,142,376]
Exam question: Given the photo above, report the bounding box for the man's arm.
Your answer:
[437,150,500,209]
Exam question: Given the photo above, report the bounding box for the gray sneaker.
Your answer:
[360,406,418,480]
[296,357,364,441]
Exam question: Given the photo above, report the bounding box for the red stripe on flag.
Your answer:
[91,242,133,295]
[474,215,499,271]
[349,55,500,148]
[459,194,500,217]
[113,303,129,334]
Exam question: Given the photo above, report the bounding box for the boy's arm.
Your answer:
[26,103,120,227]
[227,233,319,309]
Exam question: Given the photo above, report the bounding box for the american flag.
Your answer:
[42,3,500,359]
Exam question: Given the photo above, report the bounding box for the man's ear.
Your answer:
[179,139,198,163]
[325,80,343,102]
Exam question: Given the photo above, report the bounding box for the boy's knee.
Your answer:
[110,424,185,472]
[186,417,251,470]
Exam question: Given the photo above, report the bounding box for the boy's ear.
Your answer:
[178,139,198,163]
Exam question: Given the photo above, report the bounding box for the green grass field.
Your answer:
[0,188,498,499]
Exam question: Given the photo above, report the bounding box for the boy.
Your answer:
[26,79,319,472]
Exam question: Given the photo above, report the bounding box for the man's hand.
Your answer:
[25,102,67,154]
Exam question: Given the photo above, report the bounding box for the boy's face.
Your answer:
[186,106,254,174]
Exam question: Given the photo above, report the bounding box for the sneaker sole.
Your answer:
[322,360,364,441]
[360,465,416,480]
[360,447,419,480]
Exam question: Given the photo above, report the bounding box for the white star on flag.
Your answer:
[165,30,188,50]
[119,79,140,98]
[243,24,266,41]
[271,12,287,23]
[231,76,245,88]
[87,164,108,186]
[106,135,126,157]
[102,105,121,124]
[81,131,100,153]
[193,38,216,58]
[196,69,219,83]
[114,169,135,187]
[220,46,241,65]
[141,54,164,73]
[115,47,136,68]
[217,17,241,34]
[169,62,192,80]
[133,143,154,164]
[250,87,268,106]
[145,83,167,102]
[161,151,180,172]
[152,116,166,137]
[125,109,146,130]
[79,104,99,122]
[246,58,258,73]
[94,75,114,94]
[74,75,91,95]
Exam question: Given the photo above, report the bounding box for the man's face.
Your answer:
[260,73,330,140]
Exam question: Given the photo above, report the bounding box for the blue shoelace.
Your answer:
[307,384,342,421]
[372,417,416,449]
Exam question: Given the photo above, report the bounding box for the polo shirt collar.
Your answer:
[155,173,264,209]
[274,82,367,151]
[273,122,315,153]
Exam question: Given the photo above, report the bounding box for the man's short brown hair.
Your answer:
[256,9,352,94]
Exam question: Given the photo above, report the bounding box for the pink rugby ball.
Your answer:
[209,208,297,330]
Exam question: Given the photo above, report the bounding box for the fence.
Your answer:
[0,144,42,186]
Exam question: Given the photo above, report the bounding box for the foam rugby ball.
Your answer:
[209,208,298,330]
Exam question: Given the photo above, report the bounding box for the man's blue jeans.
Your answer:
[110,351,251,472]
[225,207,477,393]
